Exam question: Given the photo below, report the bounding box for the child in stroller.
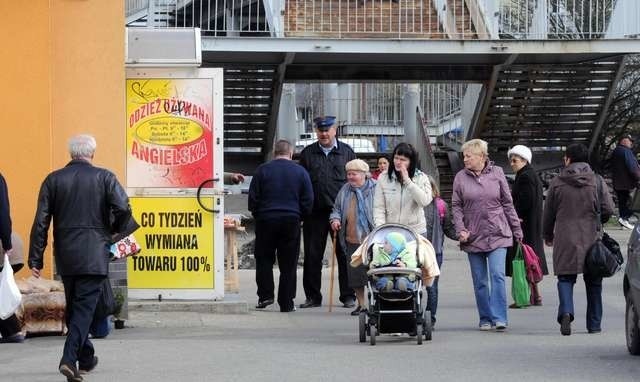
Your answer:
[370,232,417,292]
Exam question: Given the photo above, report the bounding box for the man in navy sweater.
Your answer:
[611,134,640,229]
[248,139,313,312]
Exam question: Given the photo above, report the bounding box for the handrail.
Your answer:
[416,105,439,185]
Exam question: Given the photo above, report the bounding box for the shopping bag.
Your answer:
[93,278,116,321]
[0,254,22,319]
[110,234,141,261]
[585,238,621,278]
[521,243,543,284]
[511,245,531,308]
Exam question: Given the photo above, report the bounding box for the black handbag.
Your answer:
[585,239,621,278]
[584,177,623,278]
[94,278,116,321]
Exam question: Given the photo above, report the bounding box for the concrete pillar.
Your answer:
[277,84,299,146]
[323,83,338,117]
[403,83,421,149]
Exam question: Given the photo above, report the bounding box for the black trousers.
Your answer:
[61,275,105,369]
[254,217,301,311]
[616,189,632,220]
[302,210,355,304]
[0,263,23,338]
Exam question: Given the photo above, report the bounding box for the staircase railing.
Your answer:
[417,105,439,185]
[136,0,638,40]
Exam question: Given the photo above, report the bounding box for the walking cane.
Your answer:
[328,230,337,312]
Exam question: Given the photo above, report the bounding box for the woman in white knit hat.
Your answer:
[330,159,376,315]
[506,145,548,307]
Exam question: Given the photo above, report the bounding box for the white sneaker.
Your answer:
[619,218,634,230]
[479,323,492,331]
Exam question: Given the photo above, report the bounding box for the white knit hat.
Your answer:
[507,145,532,164]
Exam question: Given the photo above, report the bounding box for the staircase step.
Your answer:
[224,115,271,123]
[225,89,273,96]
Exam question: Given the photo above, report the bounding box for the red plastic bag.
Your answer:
[521,243,543,284]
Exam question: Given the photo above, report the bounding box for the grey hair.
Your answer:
[273,139,293,156]
[68,134,97,159]
[461,139,489,157]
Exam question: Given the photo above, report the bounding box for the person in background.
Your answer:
[373,142,432,234]
[371,155,389,180]
[29,134,134,381]
[249,140,313,312]
[506,145,548,307]
[0,172,24,344]
[299,116,357,309]
[330,159,376,315]
[452,139,522,332]
[610,134,640,229]
[424,176,458,327]
[543,143,614,336]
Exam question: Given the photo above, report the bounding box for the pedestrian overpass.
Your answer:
[127,0,640,198]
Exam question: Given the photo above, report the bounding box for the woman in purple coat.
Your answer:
[452,139,523,331]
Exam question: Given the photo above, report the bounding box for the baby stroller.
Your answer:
[357,223,433,345]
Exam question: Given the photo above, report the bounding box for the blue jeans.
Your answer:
[467,248,508,326]
[426,253,443,322]
[557,274,603,331]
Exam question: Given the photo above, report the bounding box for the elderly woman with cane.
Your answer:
[330,159,376,315]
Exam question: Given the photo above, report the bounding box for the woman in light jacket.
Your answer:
[373,143,432,234]
[330,159,376,315]
[452,139,523,332]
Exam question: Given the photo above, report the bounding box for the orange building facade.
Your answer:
[1,1,124,278]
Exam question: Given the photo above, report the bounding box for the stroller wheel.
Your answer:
[416,323,423,345]
[359,312,367,343]
[423,310,433,341]
[369,325,377,346]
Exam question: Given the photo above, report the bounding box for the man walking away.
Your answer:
[299,116,357,309]
[249,140,313,312]
[29,134,134,382]
[610,134,640,229]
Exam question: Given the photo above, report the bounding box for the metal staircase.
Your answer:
[223,65,282,173]
[472,56,626,168]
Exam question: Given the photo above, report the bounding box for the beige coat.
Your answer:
[373,170,432,234]
[350,234,440,287]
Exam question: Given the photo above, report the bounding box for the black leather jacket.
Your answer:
[299,140,356,212]
[28,160,134,276]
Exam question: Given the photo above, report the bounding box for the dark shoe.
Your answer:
[0,333,25,343]
[342,298,356,308]
[59,363,83,382]
[79,356,98,374]
[299,299,321,308]
[255,299,274,309]
[533,299,543,306]
[280,306,296,312]
[560,314,572,336]
[350,305,363,316]
[588,329,602,334]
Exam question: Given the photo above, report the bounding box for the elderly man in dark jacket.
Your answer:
[249,139,313,312]
[543,143,614,336]
[610,134,640,229]
[299,116,357,308]
[29,134,134,381]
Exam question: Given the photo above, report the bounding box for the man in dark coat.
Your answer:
[248,139,313,312]
[543,143,614,336]
[29,134,134,381]
[610,134,640,229]
[506,145,548,306]
[298,116,357,308]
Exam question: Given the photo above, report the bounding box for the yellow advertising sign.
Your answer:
[129,197,214,289]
